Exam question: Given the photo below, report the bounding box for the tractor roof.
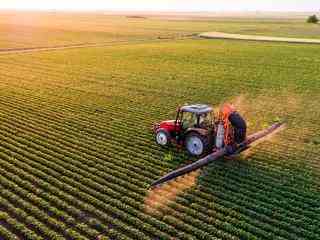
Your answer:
[180,104,213,114]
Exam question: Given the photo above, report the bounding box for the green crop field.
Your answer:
[1,11,320,50]
[0,11,319,240]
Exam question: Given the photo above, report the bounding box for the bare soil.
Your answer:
[199,31,320,44]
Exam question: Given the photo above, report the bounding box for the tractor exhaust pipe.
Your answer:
[150,122,285,188]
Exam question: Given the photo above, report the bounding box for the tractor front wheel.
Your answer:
[185,132,208,157]
[155,129,171,146]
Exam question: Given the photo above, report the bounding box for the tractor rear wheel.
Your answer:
[155,129,171,146]
[185,132,209,157]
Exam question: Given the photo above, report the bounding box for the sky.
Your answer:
[0,0,319,12]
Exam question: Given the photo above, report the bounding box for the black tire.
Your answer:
[155,129,171,146]
[185,132,209,157]
[229,112,247,144]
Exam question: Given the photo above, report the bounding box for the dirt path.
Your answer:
[0,36,193,55]
[199,32,320,44]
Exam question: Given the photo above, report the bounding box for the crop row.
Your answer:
[0,92,173,171]
[1,91,318,238]
[0,161,130,240]
[0,56,196,107]
[0,188,87,240]
[0,131,231,238]
[0,211,42,240]
[0,138,177,239]
[0,103,282,240]
[1,96,314,209]
[0,103,318,240]
[195,180,319,238]
[1,90,316,186]
[0,100,318,218]
[0,140,278,240]
[0,149,168,240]
[1,48,319,240]
[0,67,166,123]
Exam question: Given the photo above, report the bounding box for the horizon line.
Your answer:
[0,8,317,13]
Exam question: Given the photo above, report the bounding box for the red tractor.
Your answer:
[151,104,284,188]
[154,104,247,157]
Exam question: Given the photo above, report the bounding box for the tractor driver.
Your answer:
[199,113,211,128]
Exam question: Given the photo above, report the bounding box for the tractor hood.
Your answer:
[154,120,180,132]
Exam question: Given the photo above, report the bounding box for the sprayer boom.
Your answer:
[150,122,284,188]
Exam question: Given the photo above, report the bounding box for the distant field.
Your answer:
[0,11,320,50]
[0,11,320,240]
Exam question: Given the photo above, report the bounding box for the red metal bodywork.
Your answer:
[153,120,182,145]
[157,120,181,132]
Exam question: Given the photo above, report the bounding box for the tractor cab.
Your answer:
[176,104,214,130]
[154,104,215,156]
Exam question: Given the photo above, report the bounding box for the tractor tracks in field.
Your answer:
[0,36,195,55]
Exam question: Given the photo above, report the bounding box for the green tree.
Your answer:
[307,15,319,23]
